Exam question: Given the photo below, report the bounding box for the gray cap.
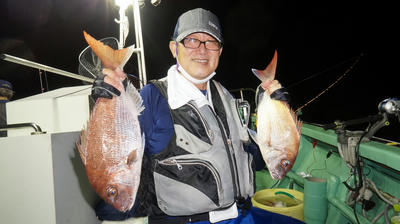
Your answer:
[172,8,223,43]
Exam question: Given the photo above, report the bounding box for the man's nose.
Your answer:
[198,42,207,52]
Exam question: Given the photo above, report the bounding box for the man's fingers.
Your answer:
[102,67,127,93]
[262,80,282,95]
[102,68,126,81]
[114,67,127,80]
[104,75,123,92]
[261,80,272,90]
[269,80,282,93]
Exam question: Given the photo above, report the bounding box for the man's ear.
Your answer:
[169,41,177,58]
[218,47,223,57]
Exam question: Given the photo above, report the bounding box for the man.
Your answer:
[0,79,14,137]
[93,8,302,224]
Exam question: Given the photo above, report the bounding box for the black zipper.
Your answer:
[209,106,241,199]
[187,102,213,142]
[185,102,242,202]
[158,158,222,206]
[248,154,254,191]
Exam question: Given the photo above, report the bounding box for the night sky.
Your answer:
[1,0,399,141]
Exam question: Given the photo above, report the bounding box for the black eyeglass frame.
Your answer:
[179,38,223,51]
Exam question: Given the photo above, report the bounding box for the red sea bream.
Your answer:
[250,51,302,180]
[77,32,144,212]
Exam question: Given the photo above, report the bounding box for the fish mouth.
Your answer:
[117,201,134,212]
[270,169,283,180]
[119,206,129,212]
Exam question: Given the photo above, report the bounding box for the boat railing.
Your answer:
[0,122,46,135]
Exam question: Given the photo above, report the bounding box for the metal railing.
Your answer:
[0,54,94,83]
[0,122,46,135]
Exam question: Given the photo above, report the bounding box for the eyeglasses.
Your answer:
[180,38,222,51]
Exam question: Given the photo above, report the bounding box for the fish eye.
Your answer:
[280,159,290,168]
[106,186,118,198]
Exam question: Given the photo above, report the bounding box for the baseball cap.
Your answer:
[172,8,223,43]
[0,79,14,99]
[0,80,13,91]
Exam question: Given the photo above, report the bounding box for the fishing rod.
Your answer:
[293,53,363,113]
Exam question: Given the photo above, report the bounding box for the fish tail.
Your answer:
[251,68,264,82]
[83,31,135,70]
[251,50,278,82]
[119,45,136,69]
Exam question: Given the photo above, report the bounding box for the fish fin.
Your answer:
[126,81,145,114]
[83,31,135,70]
[127,133,145,166]
[76,127,88,165]
[251,50,278,82]
[248,128,260,145]
[141,133,146,151]
[76,142,85,165]
[289,107,303,136]
[127,149,138,166]
[296,119,303,136]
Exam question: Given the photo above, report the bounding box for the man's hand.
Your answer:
[261,79,281,95]
[260,79,290,103]
[102,67,127,92]
[91,67,127,100]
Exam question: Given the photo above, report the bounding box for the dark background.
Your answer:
[0,0,399,141]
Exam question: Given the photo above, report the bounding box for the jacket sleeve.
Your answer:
[138,83,174,156]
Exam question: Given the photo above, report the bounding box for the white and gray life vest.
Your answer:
[144,78,255,216]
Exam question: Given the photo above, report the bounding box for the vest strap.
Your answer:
[149,212,209,224]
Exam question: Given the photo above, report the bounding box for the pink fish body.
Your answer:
[77,32,144,212]
[251,51,302,180]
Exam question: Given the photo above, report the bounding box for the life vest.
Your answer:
[138,78,255,217]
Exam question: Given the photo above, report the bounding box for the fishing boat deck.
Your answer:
[256,123,400,224]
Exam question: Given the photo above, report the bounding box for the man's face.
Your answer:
[170,32,222,80]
